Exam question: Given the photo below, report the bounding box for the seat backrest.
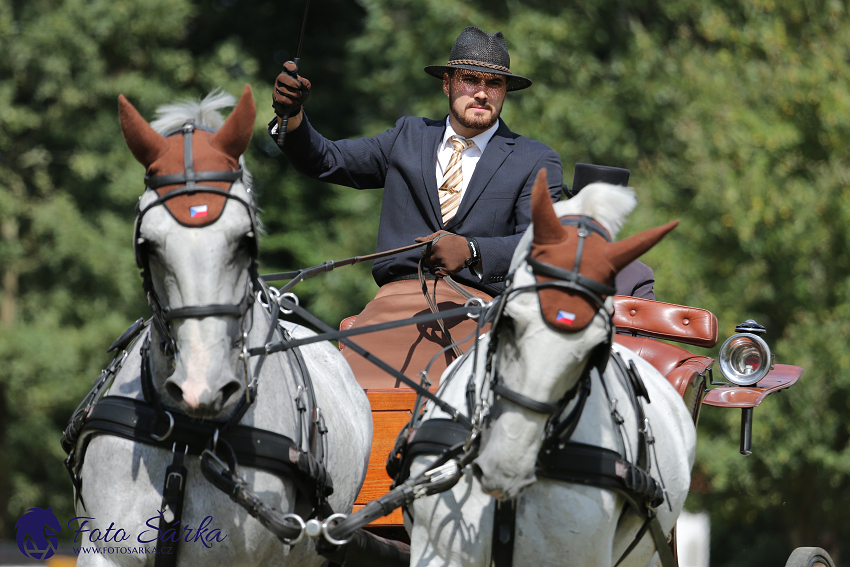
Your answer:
[613,296,718,348]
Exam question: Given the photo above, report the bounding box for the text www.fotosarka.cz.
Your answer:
[71,512,227,555]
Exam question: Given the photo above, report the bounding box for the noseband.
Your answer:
[133,120,260,356]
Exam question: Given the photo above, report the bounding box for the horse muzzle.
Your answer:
[472,450,537,501]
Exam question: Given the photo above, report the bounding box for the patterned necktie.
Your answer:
[439,135,475,224]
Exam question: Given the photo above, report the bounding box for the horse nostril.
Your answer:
[165,383,184,403]
[220,381,241,406]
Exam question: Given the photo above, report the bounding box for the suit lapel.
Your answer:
[445,120,514,230]
[421,121,445,226]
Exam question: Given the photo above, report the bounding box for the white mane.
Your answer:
[556,182,637,237]
[148,88,260,229]
[509,182,637,274]
[150,88,236,134]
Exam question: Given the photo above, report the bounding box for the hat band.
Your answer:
[446,59,511,73]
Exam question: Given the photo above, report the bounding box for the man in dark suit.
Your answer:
[269,26,563,388]
[270,26,563,297]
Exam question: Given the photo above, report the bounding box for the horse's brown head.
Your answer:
[529,168,678,331]
[118,85,256,227]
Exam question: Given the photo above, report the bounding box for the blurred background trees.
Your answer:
[1,0,848,562]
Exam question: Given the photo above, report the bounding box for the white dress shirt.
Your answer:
[435,118,499,202]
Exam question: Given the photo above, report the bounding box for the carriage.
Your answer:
[60,87,835,567]
[343,294,824,567]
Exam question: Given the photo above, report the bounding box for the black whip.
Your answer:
[276,0,312,146]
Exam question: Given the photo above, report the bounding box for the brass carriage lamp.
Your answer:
[717,320,775,455]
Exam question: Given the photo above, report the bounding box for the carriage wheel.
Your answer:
[784,547,836,567]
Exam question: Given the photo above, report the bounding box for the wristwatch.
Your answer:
[465,238,483,280]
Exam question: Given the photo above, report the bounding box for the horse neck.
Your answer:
[237,301,302,434]
[421,334,492,422]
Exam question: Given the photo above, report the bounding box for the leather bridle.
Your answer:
[486,215,616,422]
[132,120,261,358]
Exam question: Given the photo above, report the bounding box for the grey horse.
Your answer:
[71,86,371,567]
[405,172,694,567]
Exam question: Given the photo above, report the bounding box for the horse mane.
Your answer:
[148,88,260,226]
[150,88,237,134]
[508,181,638,275]
[554,182,637,239]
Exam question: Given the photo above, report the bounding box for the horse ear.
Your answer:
[606,220,679,273]
[118,94,169,167]
[210,84,256,159]
[531,168,566,245]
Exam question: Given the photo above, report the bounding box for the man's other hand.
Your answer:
[416,231,474,276]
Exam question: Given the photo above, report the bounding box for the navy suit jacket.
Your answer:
[279,114,563,295]
[615,260,655,300]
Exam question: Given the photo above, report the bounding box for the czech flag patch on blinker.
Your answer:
[556,310,576,325]
[190,205,209,218]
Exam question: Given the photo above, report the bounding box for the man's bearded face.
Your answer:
[444,70,508,132]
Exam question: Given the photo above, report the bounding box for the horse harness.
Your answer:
[62,120,334,566]
[389,215,676,567]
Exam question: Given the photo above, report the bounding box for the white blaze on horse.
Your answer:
[66,86,371,566]
[404,170,695,567]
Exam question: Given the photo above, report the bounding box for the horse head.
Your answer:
[473,169,677,500]
[118,86,258,419]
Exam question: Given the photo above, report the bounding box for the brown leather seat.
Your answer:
[614,335,712,423]
[338,279,492,389]
[342,291,715,421]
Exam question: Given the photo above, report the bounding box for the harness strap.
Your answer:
[526,257,617,299]
[492,380,560,415]
[79,396,333,498]
[537,441,670,567]
[418,260,464,360]
[278,296,473,428]
[491,499,517,567]
[246,304,483,357]
[145,170,243,189]
[259,241,429,291]
[156,443,188,567]
[387,418,470,484]
[162,302,246,321]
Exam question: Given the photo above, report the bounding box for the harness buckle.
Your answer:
[610,399,625,426]
[151,411,175,442]
[165,470,185,492]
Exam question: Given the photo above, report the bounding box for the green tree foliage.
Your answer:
[2,0,849,561]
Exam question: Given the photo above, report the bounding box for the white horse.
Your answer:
[405,171,696,566]
[68,86,372,566]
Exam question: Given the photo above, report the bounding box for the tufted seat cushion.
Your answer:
[613,296,718,348]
